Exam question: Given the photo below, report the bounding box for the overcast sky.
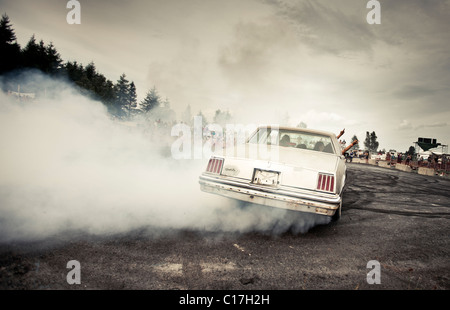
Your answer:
[1,0,449,152]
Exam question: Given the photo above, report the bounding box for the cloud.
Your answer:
[218,18,299,91]
[392,84,442,99]
[398,119,412,130]
[398,119,448,131]
[262,0,376,55]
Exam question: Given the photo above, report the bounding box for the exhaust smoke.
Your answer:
[0,72,328,243]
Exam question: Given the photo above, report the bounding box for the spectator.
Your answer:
[314,141,325,152]
[296,136,306,149]
[349,151,354,162]
[405,154,411,165]
[280,135,291,147]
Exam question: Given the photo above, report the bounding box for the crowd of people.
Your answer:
[344,150,369,162]
[344,148,450,175]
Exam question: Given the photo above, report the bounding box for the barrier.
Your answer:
[350,157,449,178]
[368,159,377,165]
[418,167,435,176]
[395,164,412,172]
[377,161,391,168]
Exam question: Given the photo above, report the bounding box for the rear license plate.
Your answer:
[253,169,280,186]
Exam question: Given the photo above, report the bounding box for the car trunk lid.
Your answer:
[218,144,339,192]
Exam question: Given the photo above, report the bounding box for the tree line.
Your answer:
[0,13,172,119]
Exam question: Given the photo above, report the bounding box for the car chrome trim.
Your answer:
[199,174,341,204]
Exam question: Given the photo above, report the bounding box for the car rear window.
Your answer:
[248,128,335,154]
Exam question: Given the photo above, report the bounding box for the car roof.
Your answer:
[255,126,337,138]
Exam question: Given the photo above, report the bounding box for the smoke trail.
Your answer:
[0,72,328,242]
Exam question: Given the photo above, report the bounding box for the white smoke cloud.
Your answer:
[0,72,329,242]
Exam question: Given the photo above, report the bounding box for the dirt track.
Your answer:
[1,163,449,291]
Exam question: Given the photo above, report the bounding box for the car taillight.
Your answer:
[317,173,335,192]
[206,157,224,174]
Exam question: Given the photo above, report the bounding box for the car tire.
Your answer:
[331,201,342,222]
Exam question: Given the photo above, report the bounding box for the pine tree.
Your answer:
[44,42,62,74]
[114,73,130,116]
[364,131,379,152]
[64,61,84,81]
[351,135,359,150]
[196,111,208,127]
[405,146,415,157]
[0,14,21,73]
[37,39,46,68]
[128,81,137,109]
[0,14,16,43]
[181,105,192,124]
[125,81,138,117]
[370,131,379,153]
[213,109,232,126]
[364,132,370,151]
[22,35,40,69]
[98,79,115,106]
[160,97,176,123]
[140,86,160,113]
[84,62,96,80]
[296,121,307,129]
[63,60,116,107]
[19,34,62,74]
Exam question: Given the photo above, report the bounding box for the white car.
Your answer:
[199,126,347,221]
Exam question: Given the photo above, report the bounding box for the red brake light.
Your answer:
[206,158,224,174]
[317,173,335,192]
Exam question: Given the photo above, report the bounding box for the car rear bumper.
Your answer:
[199,174,341,217]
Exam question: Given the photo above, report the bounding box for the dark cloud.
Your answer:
[261,0,450,65]
[262,0,376,55]
[217,19,297,88]
[399,119,448,131]
[393,84,448,100]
